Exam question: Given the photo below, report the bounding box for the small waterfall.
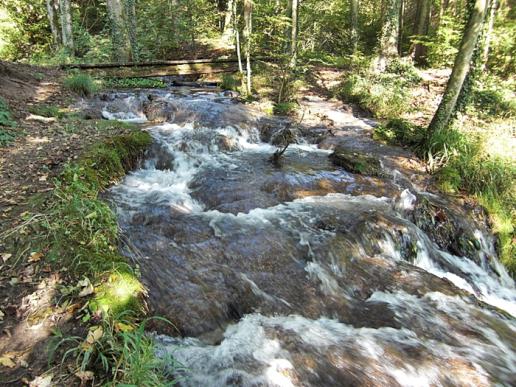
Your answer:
[102,90,516,386]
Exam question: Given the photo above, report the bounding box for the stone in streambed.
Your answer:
[329,146,383,177]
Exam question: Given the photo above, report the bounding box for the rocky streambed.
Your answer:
[91,88,515,386]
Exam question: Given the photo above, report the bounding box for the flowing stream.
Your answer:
[97,88,515,386]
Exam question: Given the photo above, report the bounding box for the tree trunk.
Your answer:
[481,0,498,70]
[427,0,488,134]
[124,0,139,62]
[377,0,401,71]
[290,0,299,67]
[59,0,74,54]
[398,0,404,55]
[243,0,253,95]
[106,0,130,63]
[413,0,432,64]
[233,0,244,74]
[350,0,359,52]
[46,0,60,49]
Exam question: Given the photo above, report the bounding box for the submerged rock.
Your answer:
[329,146,383,177]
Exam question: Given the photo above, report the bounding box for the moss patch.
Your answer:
[330,146,383,177]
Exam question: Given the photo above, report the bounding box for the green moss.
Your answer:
[330,147,383,177]
[90,271,144,316]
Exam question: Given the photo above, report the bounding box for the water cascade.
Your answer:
[98,88,515,386]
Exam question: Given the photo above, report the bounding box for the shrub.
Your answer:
[336,73,411,119]
[373,118,425,148]
[471,86,516,119]
[220,73,240,91]
[273,102,298,116]
[64,73,96,97]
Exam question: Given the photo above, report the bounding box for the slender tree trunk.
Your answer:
[377,0,401,71]
[243,0,253,95]
[481,0,498,70]
[223,0,234,33]
[106,0,130,63]
[59,0,74,53]
[413,0,432,64]
[290,0,299,67]
[398,0,404,55]
[350,0,359,52]
[46,0,60,49]
[234,0,244,74]
[124,0,139,62]
[428,0,488,134]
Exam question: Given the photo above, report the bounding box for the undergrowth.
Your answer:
[65,73,97,97]
[0,97,17,146]
[100,77,167,89]
[11,129,177,383]
[334,56,421,119]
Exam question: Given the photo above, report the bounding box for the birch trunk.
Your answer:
[428,0,488,134]
[59,0,74,53]
[243,0,253,95]
[46,0,60,48]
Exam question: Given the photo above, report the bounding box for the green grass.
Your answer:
[64,73,97,97]
[29,104,65,118]
[0,97,17,146]
[100,77,167,89]
[273,101,298,116]
[14,129,176,383]
[220,73,240,91]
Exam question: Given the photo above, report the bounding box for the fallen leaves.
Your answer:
[77,277,94,297]
[29,373,53,387]
[75,370,94,382]
[0,309,4,321]
[85,325,103,345]
[1,253,12,262]
[28,252,44,263]
[0,352,17,368]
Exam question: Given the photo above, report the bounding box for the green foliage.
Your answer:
[336,73,410,119]
[373,118,425,148]
[470,78,516,119]
[54,317,175,385]
[220,73,240,91]
[273,102,298,116]
[101,77,167,89]
[64,73,97,97]
[0,97,16,127]
[423,15,465,68]
[29,104,65,118]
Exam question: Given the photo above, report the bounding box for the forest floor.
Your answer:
[0,61,138,385]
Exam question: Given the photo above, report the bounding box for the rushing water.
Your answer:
[100,89,516,386]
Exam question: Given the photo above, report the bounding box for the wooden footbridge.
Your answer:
[61,58,253,78]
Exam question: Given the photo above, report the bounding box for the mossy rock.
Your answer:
[330,146,383,177]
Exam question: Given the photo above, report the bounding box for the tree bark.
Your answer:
[428,0,488,134]
[106,0,130,63]
[350,0,359,52]
[481,0,498,70]
[124,0,139,62]
[243,0,253,95]
[233,0,244,74]
[290,0,299,67]
[413,0,432,64]
[46,0,60,49]
[59,0,74,53]
[377,0,401,70]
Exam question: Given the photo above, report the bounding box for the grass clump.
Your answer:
[273,101,298,116]
[334,56,421,119]
[29,104,65,118]
[220,73,240,91]
[101,77,167,89]
[64,73,97,97]
[373,118,425,149]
